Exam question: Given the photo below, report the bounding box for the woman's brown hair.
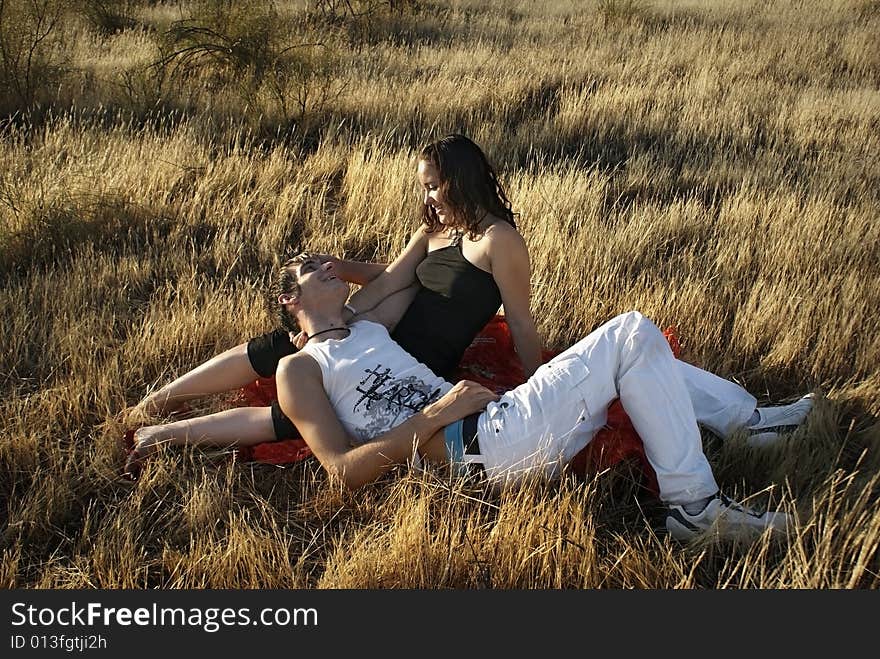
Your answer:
[419,134,515,239]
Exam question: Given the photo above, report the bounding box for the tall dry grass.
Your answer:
[1,0,878,588]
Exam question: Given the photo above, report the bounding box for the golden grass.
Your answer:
[1,0,878,589]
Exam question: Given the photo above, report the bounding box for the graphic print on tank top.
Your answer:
[352,364,445,441]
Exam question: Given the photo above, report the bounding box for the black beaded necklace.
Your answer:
[306,326,350,342]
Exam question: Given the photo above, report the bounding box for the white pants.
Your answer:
[476,311,736,505]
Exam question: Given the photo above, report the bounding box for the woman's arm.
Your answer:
[344,228,429,317]
[290,283,421,349]
[357,284,420,332]
[325,258,387,286]
[487,226,543,377]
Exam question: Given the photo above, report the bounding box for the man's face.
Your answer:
[292,255,349,308]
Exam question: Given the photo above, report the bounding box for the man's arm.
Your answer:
[276,353,499,490]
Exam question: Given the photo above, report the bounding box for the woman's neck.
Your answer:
[448,211,496,241]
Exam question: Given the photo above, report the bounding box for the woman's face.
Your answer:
[417,159,451,225]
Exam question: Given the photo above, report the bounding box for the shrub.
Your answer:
[78,0,139,36]
[854,0,880,21]
[152,0,344,122]
[308,0,419,24]
[596,0,649,27]
[0,0,67,111]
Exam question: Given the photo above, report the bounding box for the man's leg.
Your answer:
[584,313,792,538]
[577,312,720,506]
[477,311,791,540]
[676,360,756,438]
[478,311,718,505]
[677,361,815,446]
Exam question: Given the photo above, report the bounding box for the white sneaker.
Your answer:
[665,492,793,541]
[747,393,816,447]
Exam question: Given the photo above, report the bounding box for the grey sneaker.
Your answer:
[748,393,816,447]
[665,492,792,541]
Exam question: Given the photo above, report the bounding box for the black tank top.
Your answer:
[391,240,502,379]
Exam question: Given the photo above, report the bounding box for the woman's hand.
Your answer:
[290,330,308,349]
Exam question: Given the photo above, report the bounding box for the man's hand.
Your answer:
[423,380,501,427]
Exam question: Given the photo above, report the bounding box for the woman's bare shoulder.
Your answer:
[483,218,526,247]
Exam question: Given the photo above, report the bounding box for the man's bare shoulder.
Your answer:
[278,351,322,381]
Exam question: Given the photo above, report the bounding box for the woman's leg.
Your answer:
[136,343,261,417]
[125,406,276,475]
[136,326,299,417]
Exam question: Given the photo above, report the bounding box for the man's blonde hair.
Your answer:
[274,252,313,332]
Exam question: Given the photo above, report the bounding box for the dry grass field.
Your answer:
[1,0,878,589]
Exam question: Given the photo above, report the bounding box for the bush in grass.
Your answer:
[0,0,67,111]
[151,0,345,123]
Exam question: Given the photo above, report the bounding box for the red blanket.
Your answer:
[232,316,678,494]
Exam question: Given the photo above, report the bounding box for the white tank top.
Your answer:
[300,320,453,445]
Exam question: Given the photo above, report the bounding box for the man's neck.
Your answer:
[299,309,348,341]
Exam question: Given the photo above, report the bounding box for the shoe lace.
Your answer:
[719,492,763,518]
